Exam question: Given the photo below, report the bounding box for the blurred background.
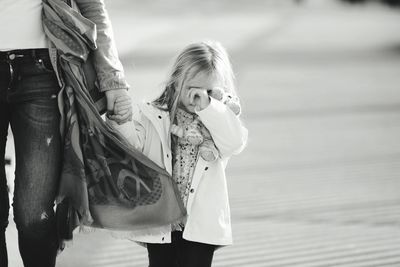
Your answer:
[5,0,400,266]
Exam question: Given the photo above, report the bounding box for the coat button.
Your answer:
[158,115,162,119]
[162,237,165,241]
[190,188,194,193]
[205,167,209,171]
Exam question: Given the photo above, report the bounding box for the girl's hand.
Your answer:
[189,88,210,111]
[107,95,133,124]
[105,89,132,123]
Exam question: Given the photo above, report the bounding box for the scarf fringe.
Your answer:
[76,223,171,240]
[109,225,171,240]
[77,216,186,241]
[71,207,186,236]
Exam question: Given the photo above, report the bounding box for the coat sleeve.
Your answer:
[74,0,129,92]
[196,97,248,159]
[106,108,147,152]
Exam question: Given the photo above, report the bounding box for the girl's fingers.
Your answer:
[189,88,208,106]
[114,97,131,107]
[188,88,195,104]
[114,100,132,111]
[114,103,132,112]
[114,94,131,101]
[114,109,132,116]
[114,100,132,106]
[115,97,131,104]
[108,112,132,124]
[117,113,132,124]
[188,88,201,104]
[191,92,197,105]
[114,101,132,108]
[115,108,131,116]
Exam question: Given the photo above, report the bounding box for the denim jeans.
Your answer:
[0,49,61,267]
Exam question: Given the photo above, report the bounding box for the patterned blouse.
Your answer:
[171,108,200,230]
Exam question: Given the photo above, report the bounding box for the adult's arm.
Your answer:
[74,0,129,92]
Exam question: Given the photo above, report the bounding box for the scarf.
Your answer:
[41,0,185,244]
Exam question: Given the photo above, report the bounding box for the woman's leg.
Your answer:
[0,107,10,267]
[0,104,10,267]
[9,50,61,267]
[0,56,12,267]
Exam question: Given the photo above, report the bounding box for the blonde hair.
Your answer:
[153,40,236,121]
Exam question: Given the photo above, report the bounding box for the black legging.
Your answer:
[147,231,216,267]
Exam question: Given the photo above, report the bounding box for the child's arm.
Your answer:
[196,97,248,158]
[107,94,133,123]
[107,96,146,152]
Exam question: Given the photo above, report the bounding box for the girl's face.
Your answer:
[177,70,224,114]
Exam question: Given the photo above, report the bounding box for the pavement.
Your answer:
[4,0,400,266]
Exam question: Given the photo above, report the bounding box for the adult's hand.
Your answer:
[105,89,132,124]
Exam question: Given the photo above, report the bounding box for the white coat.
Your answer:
[111,98,248,246]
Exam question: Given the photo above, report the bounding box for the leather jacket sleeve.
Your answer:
[74,0,129,92]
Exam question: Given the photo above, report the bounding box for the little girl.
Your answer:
[109,41,248,267]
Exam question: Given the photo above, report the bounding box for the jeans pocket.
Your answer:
[19,96,59,129]
[35,58,54,74]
